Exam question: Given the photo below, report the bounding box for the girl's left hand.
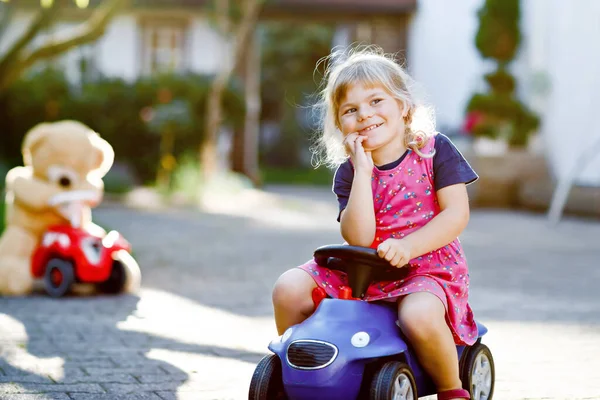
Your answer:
[377,238,412,267]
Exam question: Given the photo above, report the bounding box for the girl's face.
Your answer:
[338,82,407,157]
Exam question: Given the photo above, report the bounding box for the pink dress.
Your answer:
[298,136,478,346]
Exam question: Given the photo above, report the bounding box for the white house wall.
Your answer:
[95,14,138,81]
[188,18,232,75]
[407,0,488,132]
[519,0,600,185]
[0,9,227,83]
[409,0,600,186]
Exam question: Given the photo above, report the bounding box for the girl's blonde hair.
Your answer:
[311,45,437,168]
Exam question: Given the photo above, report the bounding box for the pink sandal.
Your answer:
[437,388,470,400]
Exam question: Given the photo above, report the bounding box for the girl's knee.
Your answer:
[272,268,315,311]
[397,293,446,340]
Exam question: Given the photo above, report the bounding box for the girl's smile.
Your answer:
[338,83,407,165]
[358,122,384,135]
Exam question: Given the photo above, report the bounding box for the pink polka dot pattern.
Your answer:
[298,137,477,346]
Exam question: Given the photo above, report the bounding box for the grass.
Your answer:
[0,198,4,233]
[261,167,334,186]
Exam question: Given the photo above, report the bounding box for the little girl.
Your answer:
[272,46,478,400]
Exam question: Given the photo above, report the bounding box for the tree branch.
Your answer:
[19,0,128,71]
[200,0,265,180]
[0,4,58,77]
[0,0,128,91]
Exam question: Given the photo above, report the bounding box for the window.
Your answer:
[141,19,188,75]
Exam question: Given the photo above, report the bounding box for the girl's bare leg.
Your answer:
[272,268,317,335]
[397,292,464,397]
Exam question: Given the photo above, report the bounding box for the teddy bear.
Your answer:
[0,120,141,296]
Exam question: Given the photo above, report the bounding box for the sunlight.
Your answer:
[0,314,65,380]
[116,288,275,356]
[201,188,340,231]
[478,320,600,398]
[145,348,255,391]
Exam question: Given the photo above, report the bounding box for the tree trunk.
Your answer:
[156,127,176,189]
[241,28,262,186]
[199,0,264,183]
[0,0,128,93]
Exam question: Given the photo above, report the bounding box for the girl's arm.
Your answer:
[403,183,470,257]
[340,171,376,246]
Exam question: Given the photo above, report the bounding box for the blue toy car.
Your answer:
[249,245,495,400]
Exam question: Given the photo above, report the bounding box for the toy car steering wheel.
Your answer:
[313,245,409,298]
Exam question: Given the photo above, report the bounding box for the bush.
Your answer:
[475,0,521,63]
[0,68,73,168]
[0,70,246,184]
[484,70,516,94]
[103,164,137,194]
[0,161,8,190]
[259,23,335,168]
[466,0,539,147]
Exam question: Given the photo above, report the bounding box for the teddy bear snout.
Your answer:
[59,176,72,188]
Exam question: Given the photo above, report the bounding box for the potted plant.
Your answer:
[465,0,540,151]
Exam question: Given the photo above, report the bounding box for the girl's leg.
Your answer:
[397,292,463,396]
[272,268,317,335]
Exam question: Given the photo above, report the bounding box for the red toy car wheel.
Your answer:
[96,260,126,294]
[44,258,75,297]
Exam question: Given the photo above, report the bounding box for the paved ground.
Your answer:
[1,185,599,400]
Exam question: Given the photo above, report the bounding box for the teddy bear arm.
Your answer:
[6,168,60,211]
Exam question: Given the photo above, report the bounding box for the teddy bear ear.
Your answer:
[89,133,115,178]
[22,123,51,166]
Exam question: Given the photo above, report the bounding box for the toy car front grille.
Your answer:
[286,340,338,370]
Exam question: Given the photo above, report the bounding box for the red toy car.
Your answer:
[30,190,136,297]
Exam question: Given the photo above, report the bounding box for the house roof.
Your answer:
[16,0,415,14]
[131,0,416,11]
[266,0,416,14]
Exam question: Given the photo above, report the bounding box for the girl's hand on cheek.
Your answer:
[344,133,373,177]
[377,238,412,267]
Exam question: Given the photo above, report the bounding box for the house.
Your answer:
[2,0,599,193]
[0,0,415,83]
[408,0,600,191]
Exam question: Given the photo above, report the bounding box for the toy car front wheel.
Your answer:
[96,260,126,294]
[370,361,417,400]
[248,354,286,400]
[461,343,495,400]
[44,258,75,297]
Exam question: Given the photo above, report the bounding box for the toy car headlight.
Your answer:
[351,331,370,348]
[42,232,71,248]
[281,327,293,342]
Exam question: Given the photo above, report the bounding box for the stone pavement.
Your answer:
[1,185,599,400]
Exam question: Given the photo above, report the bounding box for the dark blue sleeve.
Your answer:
[332,160,354,222]
[433,134,478,191]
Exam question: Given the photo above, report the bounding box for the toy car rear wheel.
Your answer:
[461,343,495,400]
[370,361,417,400]
[44,258,75,297]
[248,354,286,400]
[96,260,126,294]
